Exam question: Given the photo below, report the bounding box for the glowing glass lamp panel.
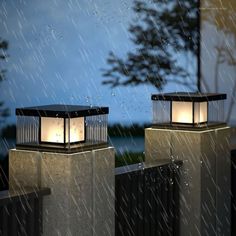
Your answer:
[194,102,207,123]
[41,117,64,143]
[172,101,207,124]
[172,101,192,124]
[41,117,85,143]
[65,117,85,143]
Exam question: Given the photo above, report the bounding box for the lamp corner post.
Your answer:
[145,92,231,236]
[10,104,115,236]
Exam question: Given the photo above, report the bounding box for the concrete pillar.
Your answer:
[9,147,115,236]
[145,126,231,236]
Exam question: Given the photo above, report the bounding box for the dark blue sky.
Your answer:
[0,0,196,126]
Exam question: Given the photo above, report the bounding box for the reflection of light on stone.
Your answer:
[200,7,227,10]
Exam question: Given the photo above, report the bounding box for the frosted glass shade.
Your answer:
[194,102,207,123]
[66,117,85,143]
[172,101,207,124]
[172,102,192,123]
[41,117,85,143]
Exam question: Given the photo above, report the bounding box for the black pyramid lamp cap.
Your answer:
[151,92,227,102]
[16,104,109,118]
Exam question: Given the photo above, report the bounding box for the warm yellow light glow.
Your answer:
[172,101,193,123]
[66,117,84,143]
[41,117,85,143]
[172,101,208,124]
[41,117,64,143]
[194,102,207,123]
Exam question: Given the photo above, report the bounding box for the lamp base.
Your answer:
[16,141,108,153]
[152,122,226,131]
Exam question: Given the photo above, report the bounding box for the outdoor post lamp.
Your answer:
[151,92,226,128]
[10,104,115,235]
[15,104,109,152]
[145,92,231,236]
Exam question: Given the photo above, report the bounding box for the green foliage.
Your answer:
[0,124,16,139]
[0,38,8,82]
[115,152,145,167]
[0,38,9,125]
[108,123,149,137]
[102,0,198,90]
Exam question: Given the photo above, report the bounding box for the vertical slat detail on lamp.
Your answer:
[38,117,41,144]
[193,102,195,124]
[16,116,39,145]
[68,117,70,150]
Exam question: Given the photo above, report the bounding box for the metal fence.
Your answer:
[0,187,50,236]
[0,155,8,191]
[115,160,182,236]
[232,149,236,235]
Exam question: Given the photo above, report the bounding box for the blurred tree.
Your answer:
[0,38,9,125]
[102,0,198,90]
